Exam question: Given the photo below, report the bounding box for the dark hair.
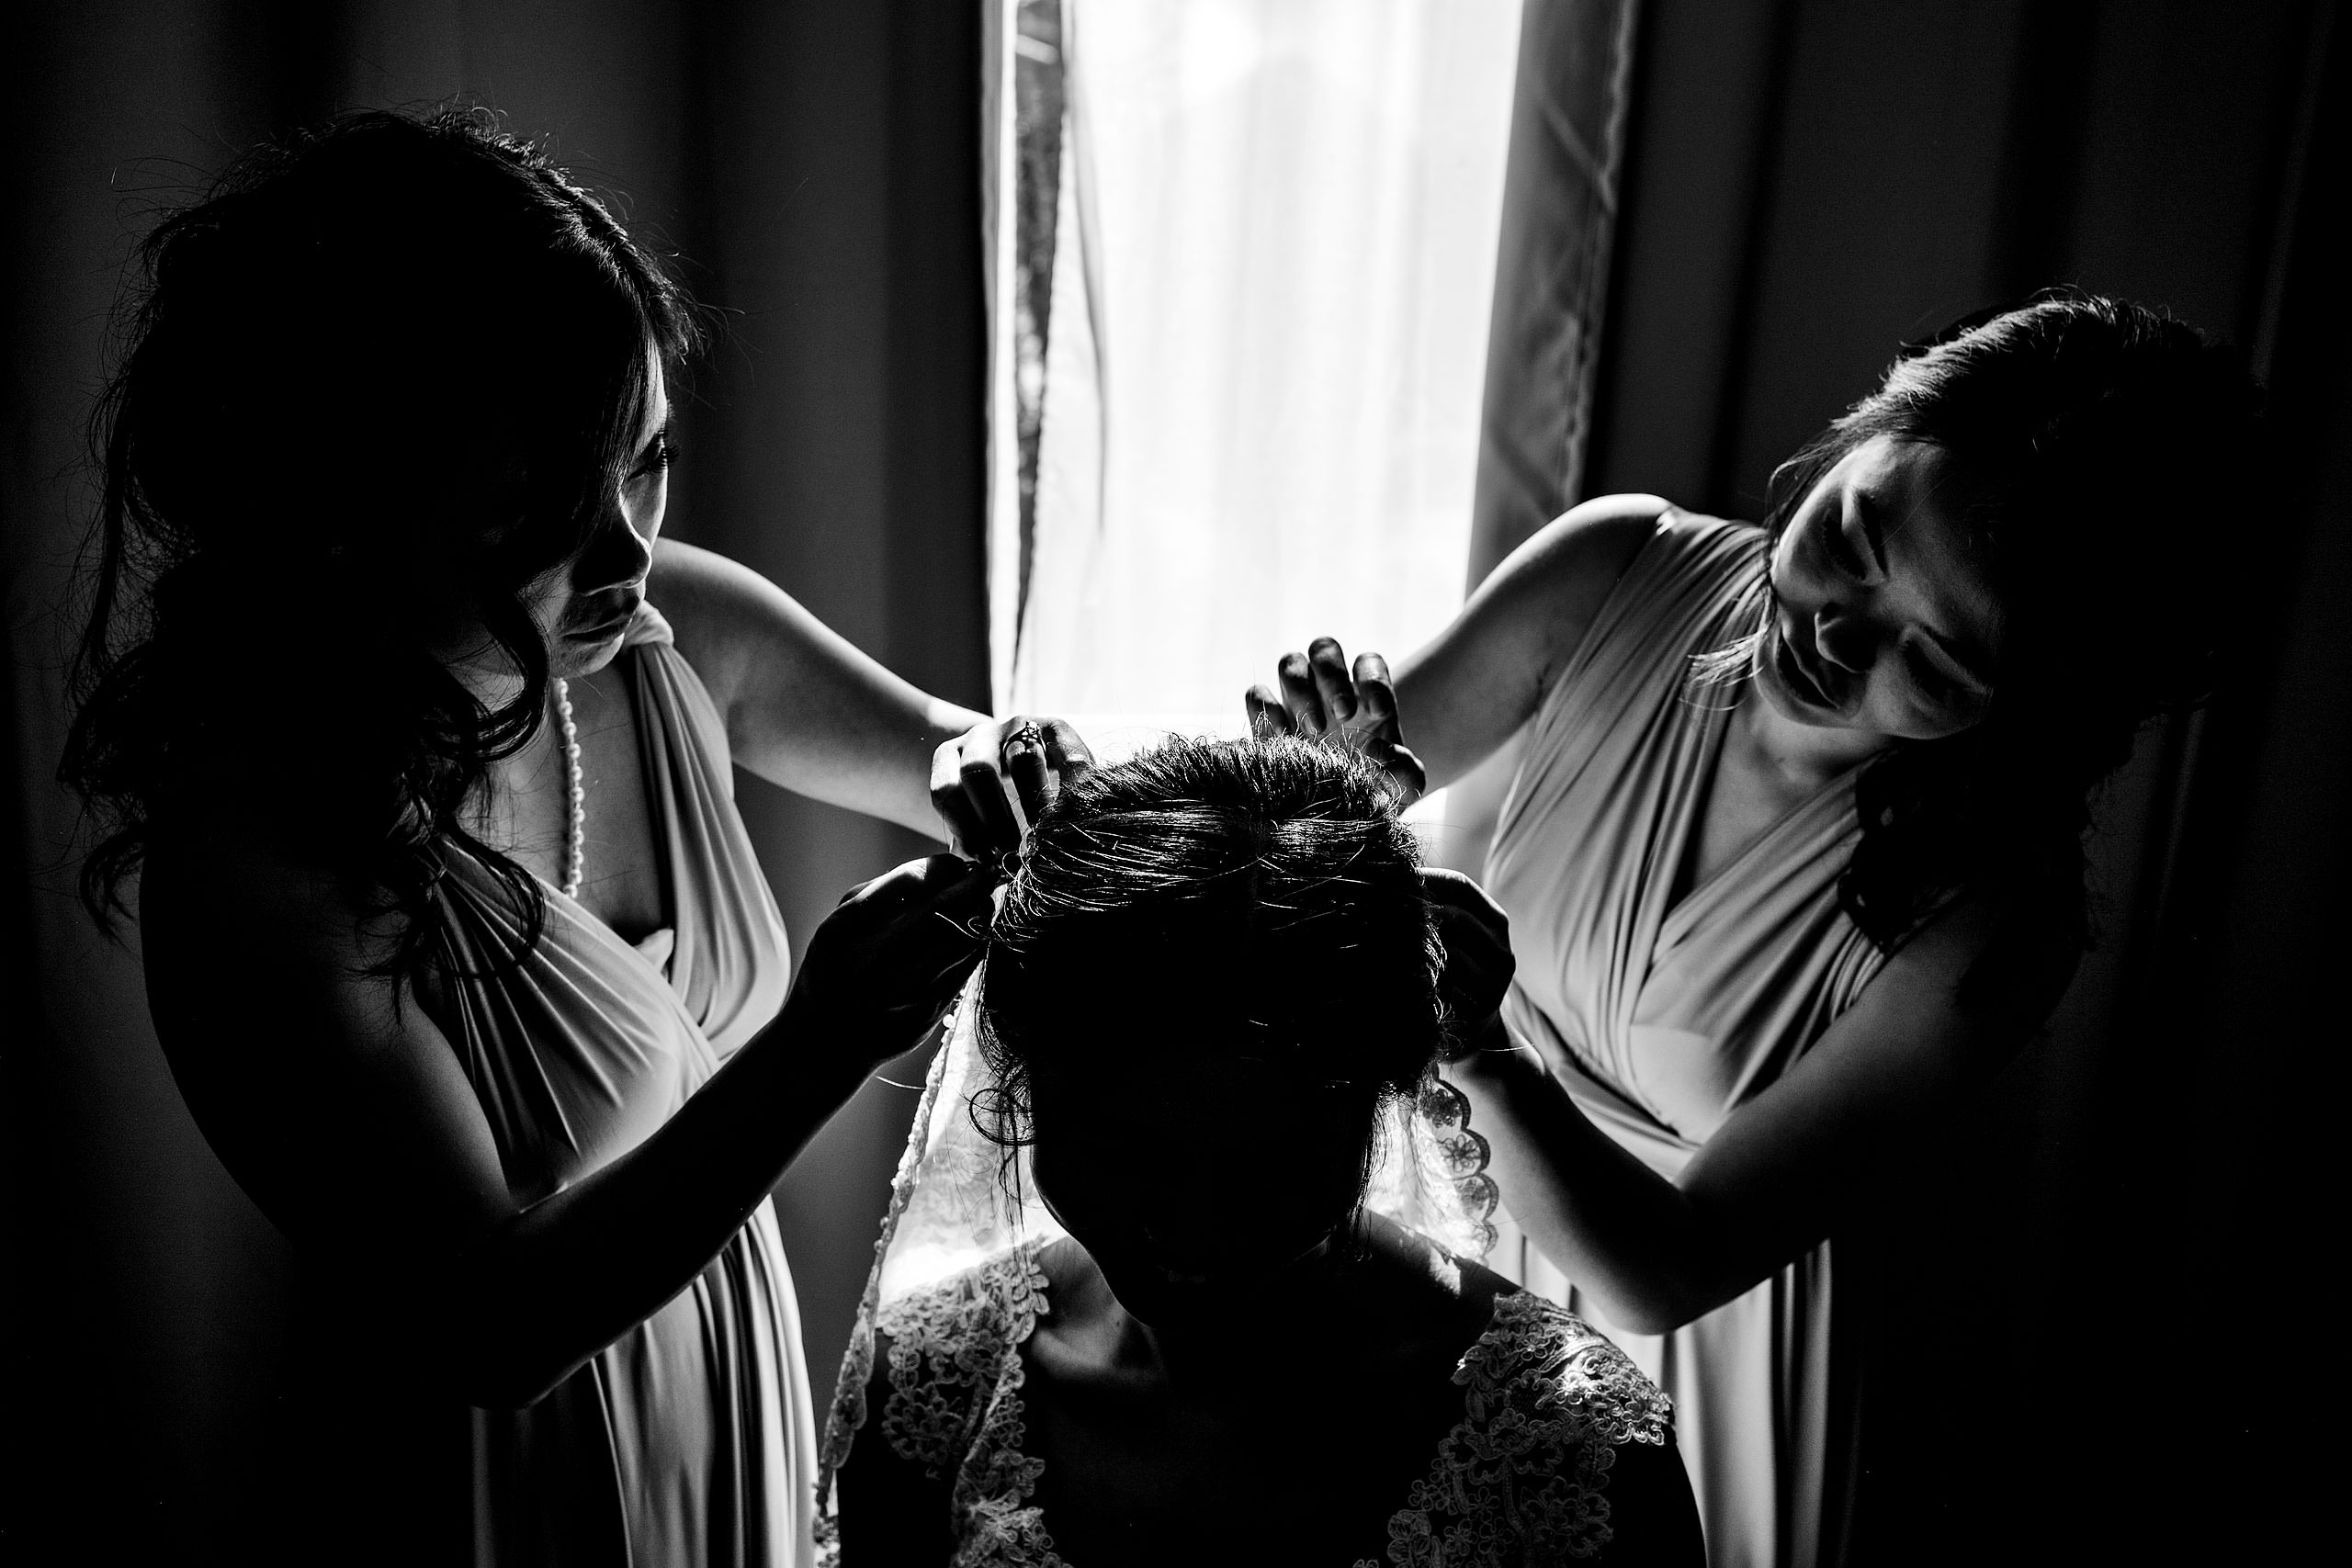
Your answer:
[975,736,1444,1201]
[1751,290,2259,1015]
[62,108,698,983]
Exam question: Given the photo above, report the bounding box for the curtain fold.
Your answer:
[1467,0,1643,584]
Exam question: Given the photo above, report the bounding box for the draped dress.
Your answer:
[410,602,816,1568]
[1480,513,1886,1568]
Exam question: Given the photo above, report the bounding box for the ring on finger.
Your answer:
[1005,721,1044,752]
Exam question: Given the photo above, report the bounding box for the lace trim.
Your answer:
[876,1247,1069,1567]
[1417,1077,1500,1258]
[854,1244,1671,1568]
[814,1004,966,1565]
[1362,1292,1674,1566]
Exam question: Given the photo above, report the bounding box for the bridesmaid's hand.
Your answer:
[931,716,1098,866]
[789,856,997,1070]
[1245,637,1428,803]
[1423,868,1515,1061]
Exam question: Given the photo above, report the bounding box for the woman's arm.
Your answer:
[141,826,991,1408]
[1450,899,2053,1335]
[649,539,988,838]
[1247,496,1667,794]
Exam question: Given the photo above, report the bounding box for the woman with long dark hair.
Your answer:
[1249,294,2259,1566]
[825,737,1704,1566]
[61,109,1073,1566]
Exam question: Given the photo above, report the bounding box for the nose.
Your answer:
[574,503,652,595]
[1812,602,1879,674]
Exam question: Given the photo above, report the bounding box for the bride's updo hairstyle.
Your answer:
[63,108,697,982]
[975,736,1444,1281]
[1755,290,2259,1017]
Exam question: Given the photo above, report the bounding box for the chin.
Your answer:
[549,639,624,681]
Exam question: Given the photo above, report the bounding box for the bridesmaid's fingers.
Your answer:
[1006,731,1051,829]
[1277,651,1328,734]
[957,724,1022,855]
[1246,685,1296,738]
[1354,675,1402,739]
[1368,739,1428,803]
[1351,652,1402,735]
[1307,637,1357,725]
[929,739,985,859]
[1034,718,1097,811]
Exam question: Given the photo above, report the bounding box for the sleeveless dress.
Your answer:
[1480,513,1886,1568]
[849,1241,1679,1565]
[417,603,818,1567]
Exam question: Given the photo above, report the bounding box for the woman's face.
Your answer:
[534,356,675,680]
[1025,1042,1375,1330]
[435,355,674,691]
[1758,434,2005,742]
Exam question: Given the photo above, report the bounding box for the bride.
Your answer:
[821,736,1703,1565]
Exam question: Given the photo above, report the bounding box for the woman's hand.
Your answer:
[1424,868,1515,1060]
[787,855,997,1070]
[1246,637,1427,802]
[930,716,1097,864]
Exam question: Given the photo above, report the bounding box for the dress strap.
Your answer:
[622,599,677,649]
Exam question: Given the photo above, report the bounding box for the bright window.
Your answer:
[989,0,1523,770]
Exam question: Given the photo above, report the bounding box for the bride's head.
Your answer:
[977,736,1442,1326]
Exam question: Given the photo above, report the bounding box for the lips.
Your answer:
[565,595,642,641]
[1773,621,1837,710]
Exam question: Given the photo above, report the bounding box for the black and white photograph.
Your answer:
[2,2,2341,1563]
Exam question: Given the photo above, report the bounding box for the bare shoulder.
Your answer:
[644,537,774,703]
[143,805,387,999]
[1413,494,1670,695]
[140,803,514,1258]
[1498,492,1674,590]
[1863,891,2080,1051]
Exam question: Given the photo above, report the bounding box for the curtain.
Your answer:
[985,0,1525,760]
[1468,0,1642,581]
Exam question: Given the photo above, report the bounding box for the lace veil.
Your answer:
[814,970,1499,1525]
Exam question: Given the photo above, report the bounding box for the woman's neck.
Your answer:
[1736,683,1890,791]
[1072,1220,1451,1397]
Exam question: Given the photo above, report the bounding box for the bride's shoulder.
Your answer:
[875,1242,1054,1353]
[1467,1288,1674,1447]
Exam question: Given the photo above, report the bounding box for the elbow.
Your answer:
[436,1318,593,1411]
[454,1359,583,1412]
[450,1334,594,1411]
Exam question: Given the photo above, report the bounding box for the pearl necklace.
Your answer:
[553,676,585,899]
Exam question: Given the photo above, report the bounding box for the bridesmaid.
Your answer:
[61,110,1078,1566]
[1249,295,2258,1566]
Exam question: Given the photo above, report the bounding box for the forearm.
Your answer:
[1449,1043,1736,1335]
[453,995,880,1404]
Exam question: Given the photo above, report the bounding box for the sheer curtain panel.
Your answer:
[986,0,1523,758]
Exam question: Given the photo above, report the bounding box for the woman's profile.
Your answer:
[824,737,1706,1566]
[61,108,1077,1565]
[1249,293,2261,1565]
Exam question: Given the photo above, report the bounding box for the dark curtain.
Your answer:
[1551,1,2341,1561]
[1,3,986,1559]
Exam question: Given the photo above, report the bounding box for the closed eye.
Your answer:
[1824,513,1870,580]
[628,428,675,481]
[1904,645,1957,702]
